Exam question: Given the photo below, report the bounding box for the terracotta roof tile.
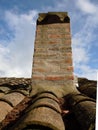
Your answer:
[0,77,32,129]
[12,92,65,130]
[78,78,97,99]
[1,92,25,107]
[0,77,96,130]
[0,101,13,122]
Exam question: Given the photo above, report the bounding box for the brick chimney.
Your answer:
[31,12,76,97]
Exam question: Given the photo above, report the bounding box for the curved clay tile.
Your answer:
[0,86,11,93]
[0,92,5,98]
[0,78,31,86]
[0,101,13,122]
[11,92,65,130]
[1,92,25,107]
[78,78,97,99]
[66,93,96,130]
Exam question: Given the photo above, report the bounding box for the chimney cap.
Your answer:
[37,12,70,25]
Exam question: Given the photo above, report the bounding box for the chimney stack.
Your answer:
[31,12,76,97]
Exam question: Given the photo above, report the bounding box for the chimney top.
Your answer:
[37,12,70,25]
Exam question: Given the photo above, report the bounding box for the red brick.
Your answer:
[62,53,72,58]
[60,46,71,52]
[65,52,72,56]
[33,60,44,65]
[36,28,40,32]
[65,59,72,64]
[65,28,70,32]
[33,68,46,73]
[34,48,45,52]
[48,34,61,39]
[45,75,65,81]
[66,66,74,71]
[48,41,58,44]
[64,39,71,44]
[65,75,74,80]
[62,59,72,64]
[32,75,45,80]
[48,34,71,39]
[47,23,70,28]
[62,34,71,38]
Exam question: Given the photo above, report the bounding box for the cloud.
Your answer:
[0,10,37,77]
[76,0,97,14]
[75,65,97,80]
[69,0,98,80]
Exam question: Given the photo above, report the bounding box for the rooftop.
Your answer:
[0,77,96,130]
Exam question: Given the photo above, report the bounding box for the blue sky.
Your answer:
[0,0,98,80]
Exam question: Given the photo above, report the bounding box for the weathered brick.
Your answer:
[63,39,71,44]
[48,41,59,44]
[34,53,58,59]
[48,47,59,51]
[34,48,46,52]
[33,68,46,73]
[45,75,65,81]
[66,66,74,71]
[62,59,72,65]
[47,34,71,39]
[60,46,71,52]
[45,75,74,81]
[65,75,74,80]
[47,60,60,64]
[32,75,45,80]
[33,59,45,65]
[48,34,61,39]
[62,52,72,57]
[46,23,70,29]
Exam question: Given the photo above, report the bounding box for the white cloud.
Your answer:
[76,0,97,14]
[70,0,98,80]
[75,65,97,80]
[72,45,89,65]
[72,14,98,80]
[0,10,37,77]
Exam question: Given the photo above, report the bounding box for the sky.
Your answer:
[0,0,98,80]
